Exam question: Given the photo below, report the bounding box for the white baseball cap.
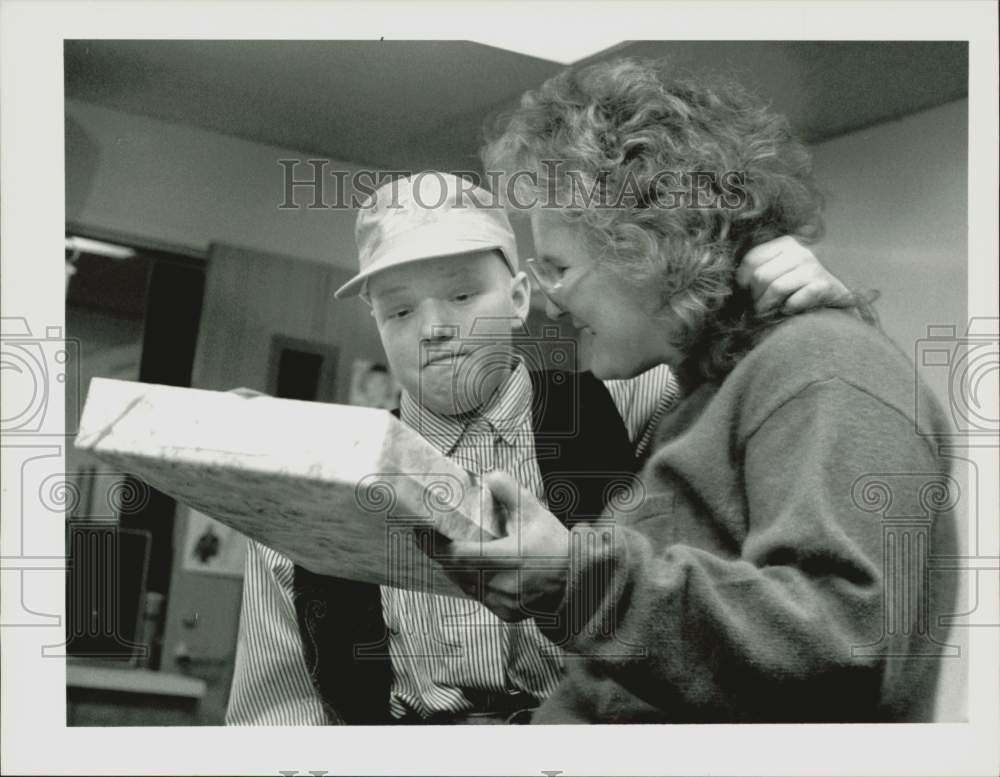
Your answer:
[335,172,519,299]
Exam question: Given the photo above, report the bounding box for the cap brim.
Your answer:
[334,239,517,299]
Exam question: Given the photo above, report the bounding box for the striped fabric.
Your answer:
[225,363,680,725]
[381,365,562,718]
[604,364,680,459]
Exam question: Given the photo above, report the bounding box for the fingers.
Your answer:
[780,283,823,314]
[754,265,816,313]
[454,568,536,623]
[435,538,518,568]
[483,469,525,508]
[483,469,532,531]
[430,544,527,621]
[746,253,805,302]
[736,235,801,289]
[756,264,853,314]
[782,279,853,313]
[483,590,527,622]
[739,237,856,317]
[739,235,795,271]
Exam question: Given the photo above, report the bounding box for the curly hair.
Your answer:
[482,58,875,382]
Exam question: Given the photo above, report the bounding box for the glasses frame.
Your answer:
[525,256,592,315]
[525,256,565,293]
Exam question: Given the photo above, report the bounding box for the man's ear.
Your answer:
[509,270,532,324]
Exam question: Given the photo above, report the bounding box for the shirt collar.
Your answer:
[477,360,533,447]
[398,360,533,454]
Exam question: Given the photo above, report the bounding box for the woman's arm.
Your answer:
[539,378,951,719]
[439,376,954,719]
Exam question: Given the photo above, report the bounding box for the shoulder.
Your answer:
[753,309,899,368]
[736,309,906,387]
[725,309,947,438]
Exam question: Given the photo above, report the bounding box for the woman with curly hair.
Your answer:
[437,59,958,723]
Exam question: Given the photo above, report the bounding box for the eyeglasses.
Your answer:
[525,257,566,294]
[525,257,590,315]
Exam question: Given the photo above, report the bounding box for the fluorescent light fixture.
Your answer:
[66,236,137,260]
[470,36,627,65]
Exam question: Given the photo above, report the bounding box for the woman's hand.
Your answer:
[737,236,853,314]
[435,470,570,622]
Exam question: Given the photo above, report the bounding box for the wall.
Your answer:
[809,99,968,416]
[66,99,365,269]
[63,304,144,607]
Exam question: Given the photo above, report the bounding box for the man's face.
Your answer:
[368,250,531,416]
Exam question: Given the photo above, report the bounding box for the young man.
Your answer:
[225,172,852,725]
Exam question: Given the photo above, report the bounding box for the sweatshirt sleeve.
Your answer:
[540,377,950,720]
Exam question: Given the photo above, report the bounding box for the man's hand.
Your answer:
[737,236,853,314]
[434,470,570,622]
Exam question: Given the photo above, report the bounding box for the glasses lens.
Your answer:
[527,259,560,292]
[526,262,566,313]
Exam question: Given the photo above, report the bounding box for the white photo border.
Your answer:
[1,1,997,775]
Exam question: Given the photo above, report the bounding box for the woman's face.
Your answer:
[529,210,683,380]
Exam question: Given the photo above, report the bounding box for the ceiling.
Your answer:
[64,39,968,172]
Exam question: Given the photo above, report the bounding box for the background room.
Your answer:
[61,39,969,725]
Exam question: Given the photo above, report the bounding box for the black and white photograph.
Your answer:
[1,2,998,776]
[348,359,401,411]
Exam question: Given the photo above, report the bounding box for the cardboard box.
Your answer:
[75,378,499,595]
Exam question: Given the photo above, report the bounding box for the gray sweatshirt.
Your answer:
[534,309,958,723]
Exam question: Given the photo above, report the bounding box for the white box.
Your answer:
[75,378,499,595]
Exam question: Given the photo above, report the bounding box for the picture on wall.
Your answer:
[348,358,401,410]
[181,507,247,578]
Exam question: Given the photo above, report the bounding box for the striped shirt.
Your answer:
[225,363,679,725]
